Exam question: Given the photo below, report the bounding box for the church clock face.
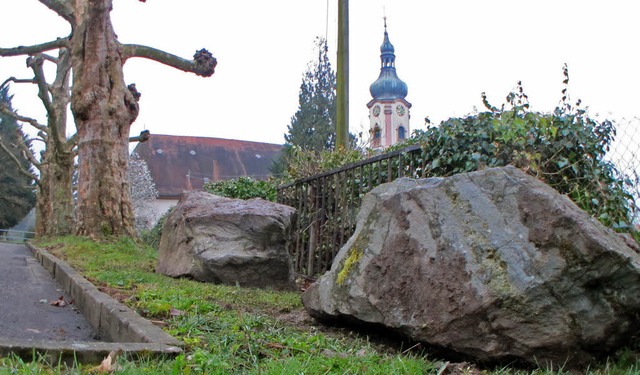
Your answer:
[396,105,406,117]
[372,105,381,117]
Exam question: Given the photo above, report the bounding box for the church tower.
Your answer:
[367,18,411,149]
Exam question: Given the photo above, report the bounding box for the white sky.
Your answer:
[1,1,639,147]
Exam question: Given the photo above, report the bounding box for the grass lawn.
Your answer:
[1,236,638,374]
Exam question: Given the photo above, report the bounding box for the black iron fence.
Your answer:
[277,145,425,276]
[277,130,640,277]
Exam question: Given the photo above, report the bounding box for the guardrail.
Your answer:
[0,229,35,243]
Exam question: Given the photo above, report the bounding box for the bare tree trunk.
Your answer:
[47,50,75,236]
[70,0,138,237]
[45,148,75,235]
[35,51,75,237]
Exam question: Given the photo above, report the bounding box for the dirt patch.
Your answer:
[93,282,136,305]
[276,308,315,327]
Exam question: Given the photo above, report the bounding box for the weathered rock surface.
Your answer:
[157,191,296,290]
[302,166,640,366]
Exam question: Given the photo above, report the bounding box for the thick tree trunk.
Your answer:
[47,49,75,237]
[40,50,75,237]
[34,149,74,237]
[46,149,74,235]
[70,0,138,237]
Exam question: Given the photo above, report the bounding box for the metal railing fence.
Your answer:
[278,116,640,277]
[0,229,35,243]
[277,145,425,276]
[607,117,640,225]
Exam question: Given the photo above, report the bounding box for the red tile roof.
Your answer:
[132,134,283,198]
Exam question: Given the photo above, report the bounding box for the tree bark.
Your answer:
[42,49,75,236]
[70,0,138,237]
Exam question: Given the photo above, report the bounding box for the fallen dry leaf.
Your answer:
[49,296,66,307]
[89,349,122,374]
[265,342,286,350]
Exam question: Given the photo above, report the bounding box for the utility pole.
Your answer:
[336,0,349,149]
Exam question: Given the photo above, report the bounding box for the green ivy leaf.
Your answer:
[556,158,569,168]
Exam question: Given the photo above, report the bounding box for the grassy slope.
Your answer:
[1,236,638,374]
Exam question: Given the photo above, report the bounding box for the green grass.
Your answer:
[1,236,639,374]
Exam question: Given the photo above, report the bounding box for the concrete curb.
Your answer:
[0,243,183,363]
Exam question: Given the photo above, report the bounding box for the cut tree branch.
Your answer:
[40,53,59,64]
[121,44,217,77]
[129,130,150,143]
[1,77,36,91]
[0,38,69,57]
[27,55,54,117]
[37,0,75,27]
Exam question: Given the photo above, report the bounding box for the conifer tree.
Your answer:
[0,87,36,229]
[285,38,337,153]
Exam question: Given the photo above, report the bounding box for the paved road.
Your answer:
[0,243,98,342]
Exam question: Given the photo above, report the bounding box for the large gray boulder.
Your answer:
[157,191,296,290]
[302,166,640,366]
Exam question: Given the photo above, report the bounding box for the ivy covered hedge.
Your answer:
[411,79,635,230]
[203,176,278,202]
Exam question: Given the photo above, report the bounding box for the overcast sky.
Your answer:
[1,1,639,147]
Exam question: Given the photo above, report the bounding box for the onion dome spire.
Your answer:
[369,17,408,100]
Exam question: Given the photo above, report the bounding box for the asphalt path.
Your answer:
[0,242,98,342]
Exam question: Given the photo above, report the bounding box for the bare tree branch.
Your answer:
[33,133,48,145]
[1,77,36,91]
[47,48,73,150]
[37,0,75,27]
[0,135,40,183]
[27,55,55,116]
[121,44,217,77]
[19,146,42,169]
[0,105,48,133]
[40,53,60,64]
[129,130,150,143]
[0,38,69,57]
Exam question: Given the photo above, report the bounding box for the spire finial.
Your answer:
[383,4,387,30]
[383,14,387,31]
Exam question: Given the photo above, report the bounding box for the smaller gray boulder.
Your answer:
[156,191,296,290]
